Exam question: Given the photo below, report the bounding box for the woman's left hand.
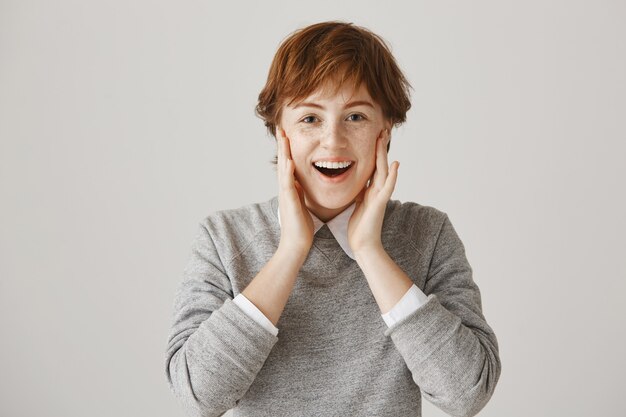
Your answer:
[348,128,399,255]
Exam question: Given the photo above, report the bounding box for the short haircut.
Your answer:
[255,21,412,165]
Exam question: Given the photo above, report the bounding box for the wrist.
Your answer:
[276,243,310,264]
[353,243,385,261]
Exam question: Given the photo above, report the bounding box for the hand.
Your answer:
[276,127,315,256]
[348,128,399,254]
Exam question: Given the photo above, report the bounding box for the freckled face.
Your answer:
[278,82,390,222]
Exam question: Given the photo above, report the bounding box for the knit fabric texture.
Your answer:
[165,195,501,417]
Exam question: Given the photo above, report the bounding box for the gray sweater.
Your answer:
[165,196,501,417]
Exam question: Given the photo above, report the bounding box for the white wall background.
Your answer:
[1,1,624,416]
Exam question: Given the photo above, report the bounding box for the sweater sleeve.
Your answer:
[164,221,279,417]
[384,213,502,417]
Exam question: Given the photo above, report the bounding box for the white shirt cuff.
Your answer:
[381,284,429,327]
[233,293,279,336]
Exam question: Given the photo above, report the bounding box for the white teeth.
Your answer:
[314,161,352,169]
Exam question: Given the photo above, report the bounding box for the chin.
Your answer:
[307,189,358,210]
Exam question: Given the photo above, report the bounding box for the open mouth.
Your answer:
[313,163,353,177]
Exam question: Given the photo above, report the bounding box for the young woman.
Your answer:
[165,21,501,417]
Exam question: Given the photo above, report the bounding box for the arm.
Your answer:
[232,240,310,334]
[356,214,501,417]
[240,244,308,326]
[233,294,279,336]
[164,221,282,417]
[380,284,429,327]
[165,127,315,415]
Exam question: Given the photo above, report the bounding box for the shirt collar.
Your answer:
[277,201,356,260]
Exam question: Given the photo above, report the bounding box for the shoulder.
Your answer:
[383,199,450,252]
[196,196,279,263]
[385,198,448,236]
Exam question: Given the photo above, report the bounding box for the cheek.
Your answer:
[360,143,379,177]
[359,140,378,163]
[346,123,371,135]
[285,141,310,173]
[292,124,319,138]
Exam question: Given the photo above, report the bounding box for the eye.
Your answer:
[301,115,319,124]
[347,113,365,122]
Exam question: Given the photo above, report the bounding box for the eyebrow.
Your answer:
[293,100,375,110]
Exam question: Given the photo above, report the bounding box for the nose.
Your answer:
[319,121,348,150]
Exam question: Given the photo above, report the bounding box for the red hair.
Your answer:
[255,21,412,164]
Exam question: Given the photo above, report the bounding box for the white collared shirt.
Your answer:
[233,202,429,336]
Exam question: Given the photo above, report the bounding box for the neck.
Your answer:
[304,194,355,223]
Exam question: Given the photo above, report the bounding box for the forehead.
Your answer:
[288,81,377,109]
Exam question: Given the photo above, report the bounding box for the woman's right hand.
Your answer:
[276,127,315,257]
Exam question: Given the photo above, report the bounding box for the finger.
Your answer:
[294,178,306,206]
[276,128,286,185]
[366,170,375,189]
[281,128,294,161]
[373,130,389,189]
[279,130,304,211]
[277,129,294,191]
[282,130,297,185]
[365,131,383,188]
[277,127,285,165]
[276,128,281,163]
[382,160,400,199]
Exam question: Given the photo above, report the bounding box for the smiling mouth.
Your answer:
[313,163,353,177]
